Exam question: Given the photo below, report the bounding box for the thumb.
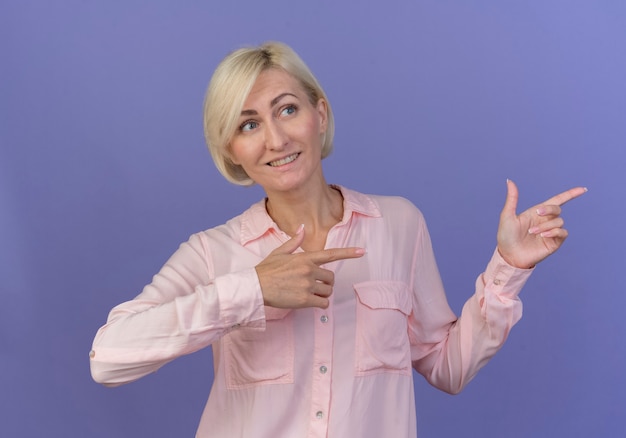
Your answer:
[271,224,305,255]
[501,179,519,219]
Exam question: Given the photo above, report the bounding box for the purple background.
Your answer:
[2,1,624,437]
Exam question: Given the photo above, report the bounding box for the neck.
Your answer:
[265,181,343,251]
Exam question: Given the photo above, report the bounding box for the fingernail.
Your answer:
[355,248,366,255]
[296,224,304,234]
[584,187,588,192]
[528,227,539,234]
[536,207,546,216]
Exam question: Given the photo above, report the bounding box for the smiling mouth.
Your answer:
[267,153,300,167]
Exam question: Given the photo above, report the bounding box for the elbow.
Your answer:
[89,354,162,387]
[439,372,470,395]
[440,383,465,396]
[90,356,147,387]
[415,362,470,396]
[428,379,467,396]
[435,369,474,395]
[90,361,129,387]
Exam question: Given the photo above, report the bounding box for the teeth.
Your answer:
[268,153,299,167]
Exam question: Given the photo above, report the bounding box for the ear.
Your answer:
[316,98,328,134]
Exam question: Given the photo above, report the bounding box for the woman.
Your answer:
[90,42,586,437]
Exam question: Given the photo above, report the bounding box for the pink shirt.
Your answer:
[90,186,532,437]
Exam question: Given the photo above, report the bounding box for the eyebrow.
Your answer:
[240,92,298,116]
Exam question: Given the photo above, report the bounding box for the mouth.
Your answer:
[267,153,300,167]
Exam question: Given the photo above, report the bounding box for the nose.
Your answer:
[264,120,288,151]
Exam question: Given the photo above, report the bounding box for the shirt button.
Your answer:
[493,279,502,285]
[320,315,328,323]
[319,365,328,374]
[89,350,95,359]
[316,411,324,419]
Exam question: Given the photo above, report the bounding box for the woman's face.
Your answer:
[229,68,328,195]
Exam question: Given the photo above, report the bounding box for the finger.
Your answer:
[313,267,334,286]
[536,205,562,217]
[528,217,564,235]
[308,247,366,265]
[538,227,569,240]
[307,295,330,309]
[501,179,519,218]
[312,282,333,298]
[542,186,588,207]
[270,224,305,255]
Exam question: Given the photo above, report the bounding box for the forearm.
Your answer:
[412,249,532,394]
[90,268,265,385]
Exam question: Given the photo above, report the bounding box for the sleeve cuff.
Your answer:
[483,248,534,300]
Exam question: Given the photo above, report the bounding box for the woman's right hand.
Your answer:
[255,226,366,309]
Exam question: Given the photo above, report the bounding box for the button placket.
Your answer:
[309,298,334,436]
[308,223,346,437]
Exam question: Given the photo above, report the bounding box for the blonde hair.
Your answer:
[203,42,335,186]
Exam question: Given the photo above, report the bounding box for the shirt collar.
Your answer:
[239,185,381,246]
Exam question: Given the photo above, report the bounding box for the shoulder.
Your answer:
[187,200,265,250]
[371,194,423,217]
[339,185,427,230]
[347,186,425,223]
[372,195,427,239]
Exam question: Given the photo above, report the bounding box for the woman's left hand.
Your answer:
[497,180,587,269]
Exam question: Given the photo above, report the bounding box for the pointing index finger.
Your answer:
[542,186,588,207]
[308,247,366,265]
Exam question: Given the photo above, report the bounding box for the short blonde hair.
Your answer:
[203,42,335,186]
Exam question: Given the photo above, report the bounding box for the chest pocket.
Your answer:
[223,307,294,389]
[353,281,412,376]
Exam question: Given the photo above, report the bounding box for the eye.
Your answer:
[280,105,297,117]
[239,120,258,132]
